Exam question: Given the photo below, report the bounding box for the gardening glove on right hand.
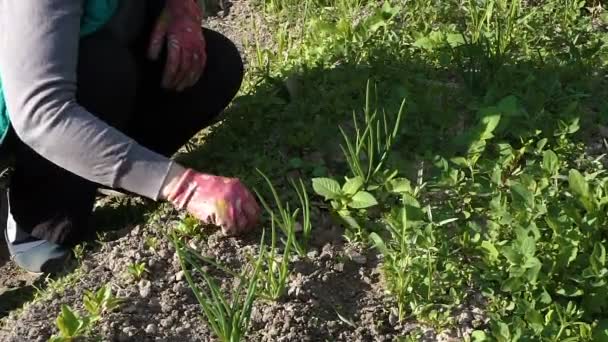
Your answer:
[166,169,261,235]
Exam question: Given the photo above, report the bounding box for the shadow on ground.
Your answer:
[174,49,607,201]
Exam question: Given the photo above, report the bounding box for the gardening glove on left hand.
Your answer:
[147,0,207,91]
[166,169,261,236]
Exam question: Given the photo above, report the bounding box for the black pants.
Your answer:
[2,3,244,246]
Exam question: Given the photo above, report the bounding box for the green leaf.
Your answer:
[480,113,501,139]
[348,191,378,209]
[539,289,552,304]
[497,95,522,117]
[501,277,523,293]
[57,305,82,337]
[342,176,364,195]
[491,320,511,341]
[450,156,469,168]
[524,257,542,284]
[446,33,465,47]
[568,169,590,199]
[510,183,534,209]
[387,178,412,194]
[542,150,559,174]
[481,241,499,262]
[369,233,389,255]
[591,243,606,274]
[471,330,488,341]
[501,246,522,265]
[312,178,342,200]
[520,236,536,258]
[525,308,544,334]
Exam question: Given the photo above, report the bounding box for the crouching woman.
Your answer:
[0,0,260,274]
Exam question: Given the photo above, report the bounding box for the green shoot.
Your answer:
[369,199,412,322]
[258,217,293,301]
[339,80,405,185]
[254,169,312,257]
[170,231,264,342]
[144,236,159,251]
[48,283,122,341]
[83,283,122,321]
[48,305,91,342]
[175,215,204,239]
[126,262,147,280]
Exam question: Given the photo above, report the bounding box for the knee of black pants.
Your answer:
[202,29,245,113]
[76,29,137,129]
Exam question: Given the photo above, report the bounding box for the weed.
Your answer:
[48,283,121,342]
[312,175,379,241]
[126,262,147,281]
[144,236,160,251]
[83,283,122,320]
[175,215,204,239]
[48,305,92,342]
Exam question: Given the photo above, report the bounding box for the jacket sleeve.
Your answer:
[0,0,174,200]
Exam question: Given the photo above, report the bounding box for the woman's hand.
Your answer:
[147,0,207,91]
[160,164,261,236]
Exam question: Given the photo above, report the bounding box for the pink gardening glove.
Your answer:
[167,169,261,235]
[147,0,207,91]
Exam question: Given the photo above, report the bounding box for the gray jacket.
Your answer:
[0,0,174,200]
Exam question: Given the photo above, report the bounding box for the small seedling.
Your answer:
[254,170,312,257]
[48,305,92,342]
[126,262,148,280]
[258,218,293,301]
[338,80,405,185]
[72,244,87,262]
[144,236,160,251]
[175,215,204,239]
[369,200,413,322]
[170,231,264,342]
[83,283,123,320]
[312,175,379,241]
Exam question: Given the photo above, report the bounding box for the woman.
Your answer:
[0,0,261,274]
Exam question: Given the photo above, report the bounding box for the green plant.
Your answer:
[170,231,263,342]
[126,262,148,280]
[257,218,293,301]
[48,283,123,341]
[83,283,122,321]
[338,80,405,185]
[255,170,312,257]
[312,175,379,241]
[175,214,204,239]
[47,0,603,340]
[72,244,87,262]
[144,236,159,251]
[48,305,92,342]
